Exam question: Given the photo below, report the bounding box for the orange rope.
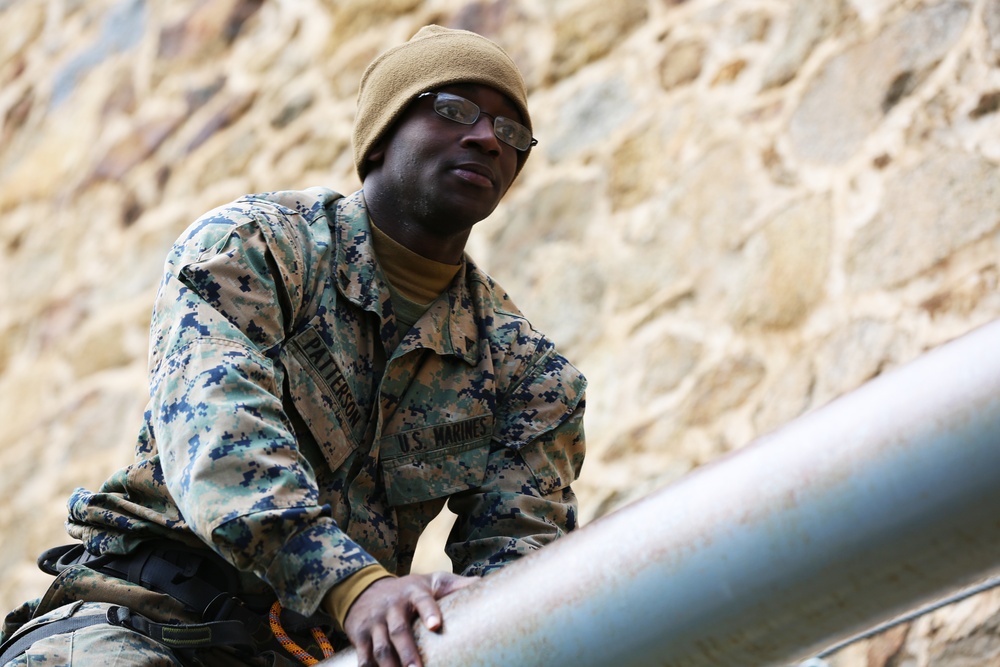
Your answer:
[268,601,335,665]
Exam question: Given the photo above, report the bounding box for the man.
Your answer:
[0,24,585,667]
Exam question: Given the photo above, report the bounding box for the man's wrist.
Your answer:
[322,564,396,627]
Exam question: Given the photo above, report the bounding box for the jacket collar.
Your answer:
[333,190,481,365]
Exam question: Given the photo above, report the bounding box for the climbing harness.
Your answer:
[0,542,338,665]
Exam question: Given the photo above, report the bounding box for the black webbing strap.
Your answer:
[106,606,255,654]
[99,551,223,613]
[0,612,110,663]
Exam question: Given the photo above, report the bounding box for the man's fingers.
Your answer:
[387,604,423,667]
[344,571,480,664]
[412,589,443,632]
[370,621,401,667]
[410,572,480,632]
[354,629,376,667]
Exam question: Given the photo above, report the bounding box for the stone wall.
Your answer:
[1,0,999,664]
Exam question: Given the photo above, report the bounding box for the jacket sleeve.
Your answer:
[445,340,586,576]
[148,201,377,616]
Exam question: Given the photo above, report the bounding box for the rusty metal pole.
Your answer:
[322,319,1000,667]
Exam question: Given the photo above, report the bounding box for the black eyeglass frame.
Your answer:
[417,91,538,152]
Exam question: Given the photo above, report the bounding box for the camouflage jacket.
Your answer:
[66,188,586,617]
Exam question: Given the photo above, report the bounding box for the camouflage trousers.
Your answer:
[1,566,321,667]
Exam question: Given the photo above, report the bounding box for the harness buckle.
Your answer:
[106,605,142,633]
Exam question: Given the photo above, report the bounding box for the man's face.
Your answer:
[366,83,525,233]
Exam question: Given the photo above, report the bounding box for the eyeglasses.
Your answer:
[417,92,538,152]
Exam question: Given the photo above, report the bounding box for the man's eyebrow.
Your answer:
[446,85,521,117]
[487,98,522,121]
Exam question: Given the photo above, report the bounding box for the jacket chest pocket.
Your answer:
[380,415,494,506]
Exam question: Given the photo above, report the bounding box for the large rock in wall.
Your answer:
[1,0,998,663]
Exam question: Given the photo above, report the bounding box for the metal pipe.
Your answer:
[322,319,1000,667]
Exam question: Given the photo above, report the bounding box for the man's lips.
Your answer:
[450,161,497,188]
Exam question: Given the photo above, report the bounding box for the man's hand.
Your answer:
[343,572,477,667]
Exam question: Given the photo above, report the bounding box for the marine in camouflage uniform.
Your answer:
[1,25,585,667]
[71,185,583,607]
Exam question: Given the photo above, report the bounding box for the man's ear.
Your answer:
[366,139,387,167]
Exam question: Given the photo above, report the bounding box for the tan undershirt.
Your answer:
[369,223,461,331]
[321,223,462,627]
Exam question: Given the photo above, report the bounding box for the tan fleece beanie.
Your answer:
[353,25,532,181]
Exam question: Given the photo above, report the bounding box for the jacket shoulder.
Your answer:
[241,187,344,221]
[167,188,345,340]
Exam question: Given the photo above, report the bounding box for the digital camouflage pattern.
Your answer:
[63,188,586,618]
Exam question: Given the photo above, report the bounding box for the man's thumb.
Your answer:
[431,572,478,598]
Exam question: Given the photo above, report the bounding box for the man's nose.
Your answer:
[462,114,502,153]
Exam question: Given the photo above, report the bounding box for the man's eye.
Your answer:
[496,123,516,141]
[438,103,465,119]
